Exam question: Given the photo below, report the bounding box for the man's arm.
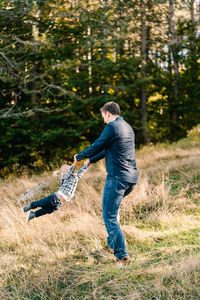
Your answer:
[76,124,115,161]
[89,149,105,163]
[81,150,105,169]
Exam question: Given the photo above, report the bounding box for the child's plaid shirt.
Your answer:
[57,165,87,201]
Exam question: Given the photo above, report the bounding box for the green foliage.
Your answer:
[0,0,200,176]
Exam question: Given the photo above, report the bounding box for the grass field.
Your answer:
[0,130,200,299]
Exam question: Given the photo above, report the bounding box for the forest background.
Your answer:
[0,0,200,177]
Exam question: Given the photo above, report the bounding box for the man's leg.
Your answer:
[102,176,129,260]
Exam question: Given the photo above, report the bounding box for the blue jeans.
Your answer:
[30,193,62,218]
[102,175,136,260]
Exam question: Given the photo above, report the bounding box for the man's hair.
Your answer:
[100,102,120,115]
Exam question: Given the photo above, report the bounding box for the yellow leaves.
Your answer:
[135,98,140,107]
[32,159,43,168]
[59,5,64,12]
[107,53,113,61]
[107,88,115,95]
[30,151,44,168]
[148,92,167,103]
[148,92,162,103]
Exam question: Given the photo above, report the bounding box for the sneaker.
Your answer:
[116,256,132,267]
[23,204,32,212]
[27,211,35,222]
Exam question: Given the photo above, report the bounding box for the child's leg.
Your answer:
[30,193,60,210]
[29,193,62,219]
[34,206,57,217]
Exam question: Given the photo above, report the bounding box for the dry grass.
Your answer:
[0,141,200,299]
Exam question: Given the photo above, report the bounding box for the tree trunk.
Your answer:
[31,3,41,122]
[101,0,108,94]
[190,0,195,25]
[117,0,125,59]
[140,0,150,144]
[169,0,179,125]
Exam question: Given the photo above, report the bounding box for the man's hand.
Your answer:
[84,159,92,168]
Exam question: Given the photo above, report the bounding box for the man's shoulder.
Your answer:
[103,122,115,133]
[110,117,132,130]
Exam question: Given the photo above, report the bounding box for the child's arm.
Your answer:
[76,165,88,179]
[61,162,76,181]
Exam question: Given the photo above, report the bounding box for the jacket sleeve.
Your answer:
[89,150,105,163]
[76,124,115,161]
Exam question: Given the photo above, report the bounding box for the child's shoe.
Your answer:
[23,204,32,212]
[27,211,35,222]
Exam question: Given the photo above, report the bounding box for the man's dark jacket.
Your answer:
[76,116,138,183]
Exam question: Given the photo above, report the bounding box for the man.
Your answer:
[74,102,138,265]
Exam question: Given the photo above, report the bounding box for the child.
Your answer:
[22,162,88,222]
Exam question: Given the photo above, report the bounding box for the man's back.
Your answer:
[76,116,137,184]
[105,117,137,183]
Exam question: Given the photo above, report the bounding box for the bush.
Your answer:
[187,124,200,142]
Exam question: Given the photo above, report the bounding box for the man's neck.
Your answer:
[108,115,119,123]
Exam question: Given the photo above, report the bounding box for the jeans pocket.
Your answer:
[116,180,128,195]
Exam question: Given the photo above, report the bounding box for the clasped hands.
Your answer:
[73,154,91,168]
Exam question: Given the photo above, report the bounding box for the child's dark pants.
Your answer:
[30,193,62,218]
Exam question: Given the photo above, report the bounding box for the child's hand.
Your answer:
[84,159,92,168]
[74,154,78,164]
